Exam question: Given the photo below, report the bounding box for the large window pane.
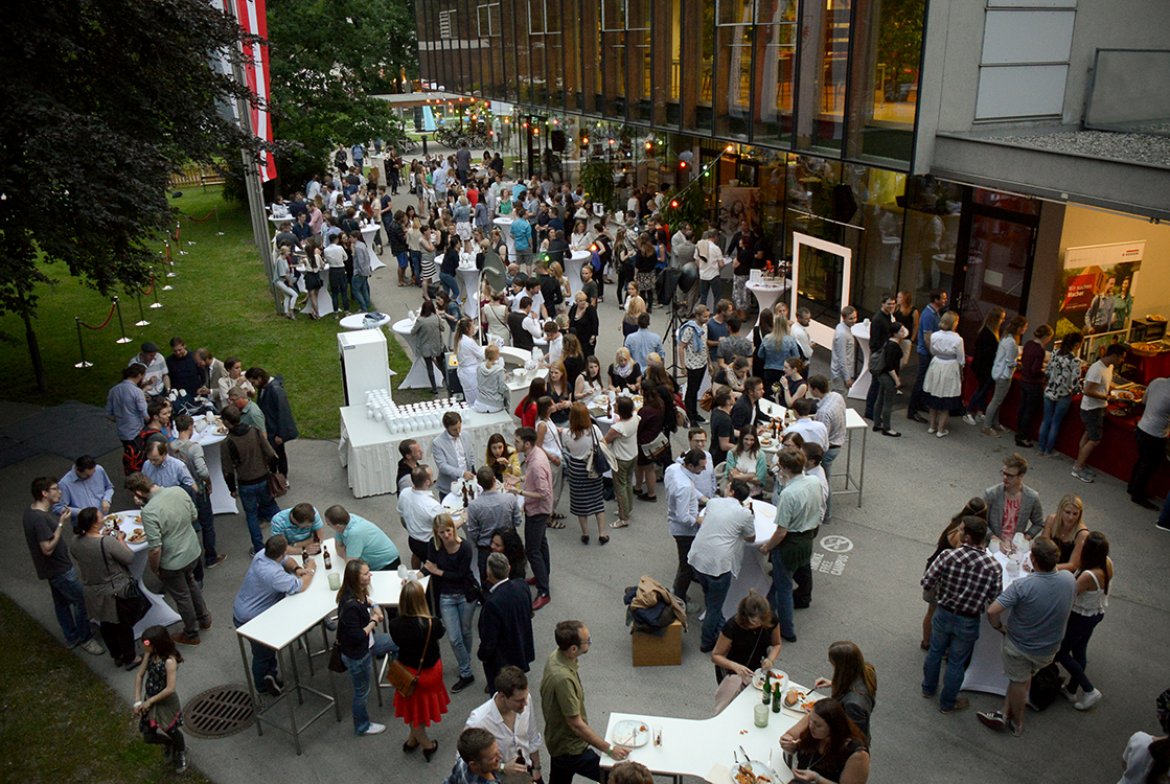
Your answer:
[797,0,850,152]
[601,0,627,117]
[898,176,963,301]
[715,0,754,138]
[561,0,582,112]
[689,0,716,133]
[626,0,652,124]
[847,0,923,164]
[751,0,798,144]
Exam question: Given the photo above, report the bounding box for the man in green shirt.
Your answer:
[760,448,822,645]
[540,621,629,784]
[126,473,209,646]
[325,505,401,571]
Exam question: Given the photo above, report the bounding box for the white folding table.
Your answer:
[111,510,183,637]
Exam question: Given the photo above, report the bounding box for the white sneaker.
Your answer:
[963,414,978,426]
[927,427,936,434]
[1062,687,1082,703]
[1074,689,1102,711]
[79,638,107,656]
[362,722,387,736]
[936,430,949,438]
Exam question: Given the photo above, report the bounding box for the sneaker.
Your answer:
[977,710,1007,732]
[174,750,189,774]
[198,615,213,631]
[171,633,200,646]
[79,638,107,656]
[262,674,283,696]
[206,554,228,569]
[1071,466,1095,484]
[451,675,476,693]
[981,427,1000,438]
[936,430,949,438]
[1062,687,1082,703]
[962,414,978,426]
[1074,688,1103,711]
[927,427,936,434]
[362,722,387,736]
[940,697,969,714]
[1156,523,1170,533]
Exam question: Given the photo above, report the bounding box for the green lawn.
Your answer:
[0,187,411,439]
[0,593,214,783]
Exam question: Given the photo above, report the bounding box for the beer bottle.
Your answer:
[771,684,782,713]
[301,548,310,567]
[323,545,333,571]
[762,674,772,706]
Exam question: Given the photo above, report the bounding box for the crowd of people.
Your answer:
[17,146,1169,782]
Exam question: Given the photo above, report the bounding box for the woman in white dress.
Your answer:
[455,318,484,407]
[923,311,965,438]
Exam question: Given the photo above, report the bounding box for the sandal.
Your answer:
[580,535,590,544]
[599,535,610,545]
[609,520,629,529]
[546,518,566,529]
[551,512,566,521]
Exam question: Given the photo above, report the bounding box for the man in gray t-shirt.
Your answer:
[978,538,1075,737]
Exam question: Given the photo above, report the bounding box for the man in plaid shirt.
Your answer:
[921,516,1002,714]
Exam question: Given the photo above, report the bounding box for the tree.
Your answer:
[265,0,418,191]
[0,0,258,391]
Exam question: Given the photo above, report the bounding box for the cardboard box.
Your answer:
[631,620,682,667]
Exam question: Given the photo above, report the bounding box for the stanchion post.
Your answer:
[150,274,164,309]
[216,207,223,236]
[113,296,132,344]
[135,292,151,326]
[74,317,93,369]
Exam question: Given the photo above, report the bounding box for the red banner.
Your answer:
[229,0,277,182]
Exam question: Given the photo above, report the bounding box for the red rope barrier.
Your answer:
[184,210,217,223]
[142,275,155,296]
[78,301,117,331]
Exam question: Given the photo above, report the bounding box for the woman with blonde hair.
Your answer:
[423,513,478,695]
[388,579,448,760]
[536,396,566,523]
[923,311,965,438]
[454,318,484,407]
[608,347,642,393]
[473,343,509,414]
[1042,494,1090,570]
[758,314,801,393]
[560,402,609,544]
[812,641,878,742]
[622,293,646,337]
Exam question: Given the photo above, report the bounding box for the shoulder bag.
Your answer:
[384,618,432,697]
[254,428,289,498]
[641,432,670,460]
[585,425,612,479]
[101,538,150,627]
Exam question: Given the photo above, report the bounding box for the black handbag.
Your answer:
[585,425,611,478]
[101,538,150,626]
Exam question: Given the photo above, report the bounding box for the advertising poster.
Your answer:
[1052,241,1145,346]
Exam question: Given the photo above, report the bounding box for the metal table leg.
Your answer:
[237,634,264,738]
[281,648,303,756]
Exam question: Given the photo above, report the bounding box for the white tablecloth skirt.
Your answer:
[338,406,515,498]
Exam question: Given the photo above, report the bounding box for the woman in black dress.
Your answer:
[711,590,783,684]
[967,306,1005,422]
[781,699,871,784]
[634,385,665,501]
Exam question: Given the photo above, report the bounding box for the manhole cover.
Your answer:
[182,685,255,739]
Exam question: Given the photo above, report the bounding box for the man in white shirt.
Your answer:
[396,465,445,569]
[808,375,846,521]
[465,666,544,779]
[665,450,705,609]
[830,306,857,392]
[791,307,814,361]
[322,233,350,313]
[1072,342,1125,483]
[784,399,829,450]
[682,428,716,500]
[688,480,757,651]
[543,322,563,367]
[129,341,169,399]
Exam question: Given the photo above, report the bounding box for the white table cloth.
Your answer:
[338,405,514,498]
[295,271,334,318]
[722,500,778,619]
[190,427,239,515]
[566,250,591,297]
[847,321,872,401]
[112,510,183,636]
[961,549,1028,696]
[601,676,804,781]
[499,346,548,411]
[339,312,391,330]
[745,280,786,324]
[493,217,516,261]
[457,265,482,319]
[392,317,439,390]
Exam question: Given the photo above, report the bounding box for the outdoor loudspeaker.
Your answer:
[677,262,698,293]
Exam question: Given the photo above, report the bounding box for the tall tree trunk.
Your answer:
[21,307,46,392]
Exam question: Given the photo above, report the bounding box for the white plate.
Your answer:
[611,719,650,748]
[732,760,777,784]
[751,668,788,691]
[782,687,823,713]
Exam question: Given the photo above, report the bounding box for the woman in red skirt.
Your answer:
[388,579,448,761]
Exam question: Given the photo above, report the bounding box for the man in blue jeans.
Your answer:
[232,535,317,696]
[22,477,105,655]
[688,481,757,652]
[920,516,1002,714]
[220,405,281,554]
[761,449,822,644]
